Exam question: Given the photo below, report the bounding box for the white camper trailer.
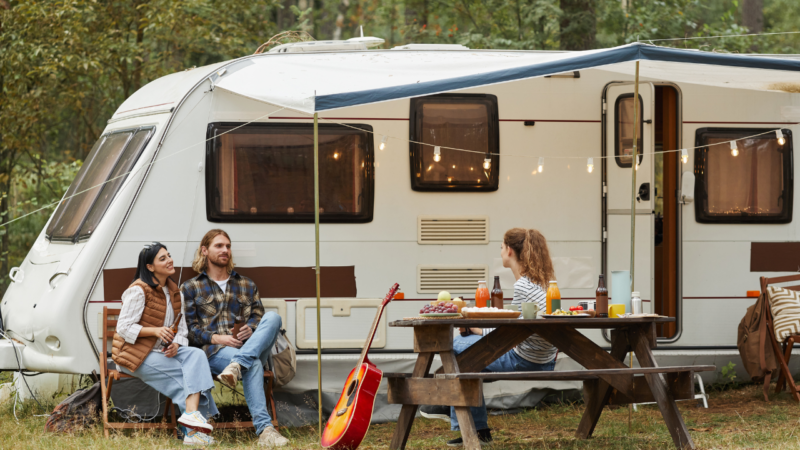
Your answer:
[2,42,800,417]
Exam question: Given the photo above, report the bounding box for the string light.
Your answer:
[333,152,339,160]
[587,158,593,173]
[730,140,739,157]
[380,135,388,150]
[433,146,441,162]
[777,129,786,146]
[681,149,688,164]
[538,157,544,173]
[483,154,491,170]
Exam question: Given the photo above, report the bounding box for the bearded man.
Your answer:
[182,229,289,448]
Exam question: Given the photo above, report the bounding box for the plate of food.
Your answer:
[461,307,521,319]
[419,301,461,317]
[420,313,462,318]
[542,309,591,318]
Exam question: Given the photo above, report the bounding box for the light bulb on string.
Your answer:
[483,154,491,170]
[380,135,388,150]
[433,146,441,162]
[538,157,544,173]
[777,129,786,146]
[681,149,688,164]
[587,158,594,173]
[730,140,739,157]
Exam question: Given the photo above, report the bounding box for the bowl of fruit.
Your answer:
[420,301,461,317]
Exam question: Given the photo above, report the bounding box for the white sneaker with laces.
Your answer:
[258,426,289,447]
[184,429,215,446]
[218,362,242,389]
[178,410,213,432]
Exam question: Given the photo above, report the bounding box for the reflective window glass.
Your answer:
[615,94,644,168]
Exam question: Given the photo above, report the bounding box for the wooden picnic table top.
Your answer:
[390,316,675,328]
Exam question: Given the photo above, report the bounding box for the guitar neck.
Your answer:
[356,283,398,368]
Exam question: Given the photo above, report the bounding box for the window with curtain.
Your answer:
[409,94,499,191]
[694,128,793,223]
[206,123,374,223]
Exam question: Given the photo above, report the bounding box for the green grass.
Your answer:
[1,382,800,449]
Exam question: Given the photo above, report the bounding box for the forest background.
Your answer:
[0,0,799,296]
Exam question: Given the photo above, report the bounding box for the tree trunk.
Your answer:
[742,0,763,52]
[559,0,596,50]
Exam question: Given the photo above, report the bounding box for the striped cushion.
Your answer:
[767,286,800,343]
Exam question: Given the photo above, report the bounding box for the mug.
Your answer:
[522,302,539,319]
[608,304,626,318]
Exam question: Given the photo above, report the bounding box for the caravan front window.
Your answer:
[206,122,374,223]
[46,127,154,242]
[694,128,793,223]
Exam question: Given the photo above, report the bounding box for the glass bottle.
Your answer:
[596,275,608,318]
[475,281,489,308]
[546,281,561,314]
[490,276,504,309]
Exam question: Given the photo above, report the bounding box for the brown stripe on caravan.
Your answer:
[103,266,357,301]
[751,242,800,272]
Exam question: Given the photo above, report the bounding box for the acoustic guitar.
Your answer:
[321,283,400,450]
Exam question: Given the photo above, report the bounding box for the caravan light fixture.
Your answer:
[538,157,544,173]
[681,149,688,164]
[483,154,491,170]
[587,158,594,173]
[777,129,786,145]
[433,146,442,162]
[730,140,739,157]
[380,135,388,150]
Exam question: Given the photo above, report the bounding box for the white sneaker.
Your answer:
[184,429,215,446]
[258,426,289,447]
[218,362,242,389]
[178,410,213,432]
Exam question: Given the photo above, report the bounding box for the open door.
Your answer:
[604,83,655,310]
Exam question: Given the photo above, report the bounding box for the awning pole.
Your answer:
[314,112,323,437]
[628,60,640,433]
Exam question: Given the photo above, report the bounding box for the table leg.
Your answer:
[389,352,434,450]
[575,328,631,439]
[630,326,695,450]
[440,350,481,450]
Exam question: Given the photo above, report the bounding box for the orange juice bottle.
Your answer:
[475,281,490,308]
[546,281,561,314]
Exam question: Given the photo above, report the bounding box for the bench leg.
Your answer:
[576,328,630,439]
[630,327,695,450]
[389,352,434,450]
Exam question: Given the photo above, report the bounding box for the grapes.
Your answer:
[420,301,459,314]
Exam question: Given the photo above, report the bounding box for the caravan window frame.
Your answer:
[693,127,793,224]
[409,93,500,192]
[205,122,375,224]
[614,93,644,168]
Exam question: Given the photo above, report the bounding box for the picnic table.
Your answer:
[385,316,714,450]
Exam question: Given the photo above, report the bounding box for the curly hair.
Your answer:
[503,228,555,289]
[192,229,234,274]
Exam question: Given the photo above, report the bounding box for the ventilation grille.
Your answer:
[417,265,489,294]
[418,216,489,245]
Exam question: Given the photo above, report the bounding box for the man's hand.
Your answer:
[164,343,179,358]
[212,334,243,348]
[237,325,253,341]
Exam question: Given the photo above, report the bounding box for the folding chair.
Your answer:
[760,275,800,402]
[100,306,177,437]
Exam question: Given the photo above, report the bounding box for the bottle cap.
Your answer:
[478,280,486,283]
[631,292,640,297]
[549,280,557,283]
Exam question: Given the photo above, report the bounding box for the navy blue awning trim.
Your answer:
[314,43,800,112]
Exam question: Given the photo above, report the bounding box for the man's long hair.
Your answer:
[192,229,235,274]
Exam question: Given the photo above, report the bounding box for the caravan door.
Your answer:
[604,83,655,309]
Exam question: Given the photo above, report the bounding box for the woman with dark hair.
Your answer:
[113,242,218,446]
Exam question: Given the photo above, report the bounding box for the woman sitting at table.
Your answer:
[113,242,218,446]
[429,227,558,447]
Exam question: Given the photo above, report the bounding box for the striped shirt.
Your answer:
[512,277,557,364]
[116,286,190,350]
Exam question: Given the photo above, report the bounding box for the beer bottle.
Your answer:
[490,276,504,309]
[162,313,182,350]
[596,275,608,318]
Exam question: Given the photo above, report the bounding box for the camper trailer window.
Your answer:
[77,127,155,239]
[694,128,793,224]
[206,123,374,223]
[409,94,499,191]
[46,130,135,241]
[614,94,644,168]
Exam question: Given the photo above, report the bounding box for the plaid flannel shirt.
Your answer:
[182,270,265,357]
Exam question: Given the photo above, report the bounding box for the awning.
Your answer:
[214,42,800,114]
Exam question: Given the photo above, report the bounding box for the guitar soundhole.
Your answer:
[346,379,359,396]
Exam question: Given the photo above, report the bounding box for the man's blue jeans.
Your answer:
[208,312,282,435]
[449,333,556,431]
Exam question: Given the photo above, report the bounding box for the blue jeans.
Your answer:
[208,312,282,435]
[120,346,219,419]
[450,333,556,431]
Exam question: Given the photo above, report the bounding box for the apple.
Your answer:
[437,291,451,302]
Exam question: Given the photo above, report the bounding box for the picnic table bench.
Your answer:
[385,316,714,450]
